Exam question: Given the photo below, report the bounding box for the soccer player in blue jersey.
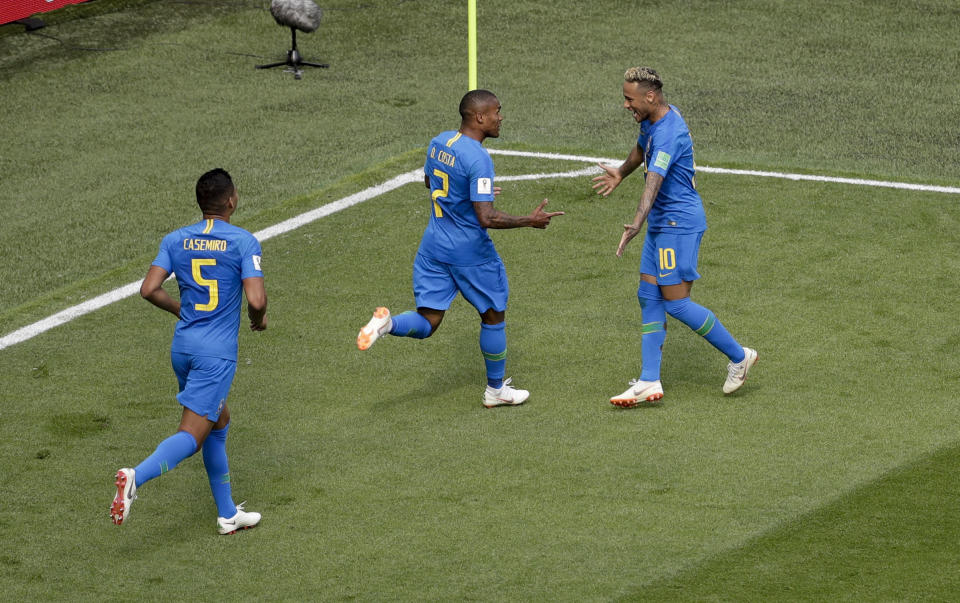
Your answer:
[111,168,268,534]
[592,67,757,406]
[357,89,563,407]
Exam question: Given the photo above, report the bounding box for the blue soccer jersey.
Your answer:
[417,130,498,266]
[152,218,263,361]
[638,105,708,233]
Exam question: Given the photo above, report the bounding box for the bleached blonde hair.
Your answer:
[624,66,662,90]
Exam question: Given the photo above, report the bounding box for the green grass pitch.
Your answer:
[2,0,959,600]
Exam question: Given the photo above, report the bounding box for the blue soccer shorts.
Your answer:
[640,230,704,286]
[412,253,509,313]
[171,352,237,421]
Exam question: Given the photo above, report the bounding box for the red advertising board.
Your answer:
[1,0,90,25]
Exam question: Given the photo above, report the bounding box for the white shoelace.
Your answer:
[727,360,745,380]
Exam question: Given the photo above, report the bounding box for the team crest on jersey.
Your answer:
[477,178,492,195]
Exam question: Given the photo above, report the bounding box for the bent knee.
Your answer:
[663,297,691,317]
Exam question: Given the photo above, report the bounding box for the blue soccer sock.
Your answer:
[133,430,198,488]
[479,321,506,389]
[389,311,433,339]
[637,281,666,382]
[202,423,237,519]
[664,297,745,362]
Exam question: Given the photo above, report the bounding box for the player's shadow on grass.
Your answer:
[607,399,666,412]
[371,371,481,410]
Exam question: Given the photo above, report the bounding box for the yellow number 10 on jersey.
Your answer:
[431,169,449,218]
[191,258,219,312]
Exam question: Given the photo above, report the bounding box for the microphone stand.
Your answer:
[256,27,329,79]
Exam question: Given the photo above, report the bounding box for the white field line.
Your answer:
[489,149,960,195]
[0,170,422,352]
[3,151,958,351]
[498,166,600,181]
[0,282,145,352]
[252,170,422,242]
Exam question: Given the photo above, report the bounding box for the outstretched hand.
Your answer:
[591,163,622,197]
[530,199,564,229]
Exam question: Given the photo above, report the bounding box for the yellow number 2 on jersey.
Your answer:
[431,169,449,218]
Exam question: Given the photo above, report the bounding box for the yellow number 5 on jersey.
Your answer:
[192,258,219,312]
[431,169,449,218]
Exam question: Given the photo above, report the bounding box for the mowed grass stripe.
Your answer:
[626,442,960,600]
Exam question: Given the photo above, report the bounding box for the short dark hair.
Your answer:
[195,168,234,213]
[459,89,498,120]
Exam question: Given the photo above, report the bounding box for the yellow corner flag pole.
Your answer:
[468,0,477,90]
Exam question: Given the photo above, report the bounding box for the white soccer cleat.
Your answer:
[218,502,261,535]
[110,467,137,525]
[357,307,392,350]
[723,347,758,394]
[483,377,529,408]
[610,379,664,408]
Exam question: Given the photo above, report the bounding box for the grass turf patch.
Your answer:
[2,172,959,599]
[2,0,960,599]
[631,442,960,601]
